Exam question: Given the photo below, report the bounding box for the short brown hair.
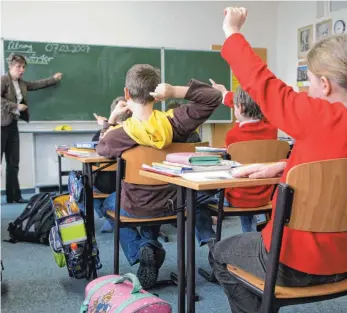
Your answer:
[233,87,264,119]
[125,64,160,104]
[110,96,132,122]
[8,54,27,66]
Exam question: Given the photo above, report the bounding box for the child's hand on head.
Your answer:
[109,100,132,124]
[223,7,247,38]
[150,83,174,101]
[93,113,107,126]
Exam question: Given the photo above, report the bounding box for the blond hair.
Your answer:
[307,34,347,89]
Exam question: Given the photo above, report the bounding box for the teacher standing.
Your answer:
[1,54,62,203]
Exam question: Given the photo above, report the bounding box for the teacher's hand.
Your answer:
[53,73,63,81]
[223,7,247,38]
[17,104,28,111]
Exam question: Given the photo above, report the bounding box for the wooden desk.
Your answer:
[140,170,280,313]
[56,151,116,279]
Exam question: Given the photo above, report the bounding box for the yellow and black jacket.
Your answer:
[96,79,222,216]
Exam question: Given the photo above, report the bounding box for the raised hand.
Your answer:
[223,7,248,38]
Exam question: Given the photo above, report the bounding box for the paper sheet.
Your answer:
[180,170,234,182]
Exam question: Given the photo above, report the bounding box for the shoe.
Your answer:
[137,245,166,289]
[7,198,28,204]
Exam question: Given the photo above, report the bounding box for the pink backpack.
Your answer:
[80,273,172,313]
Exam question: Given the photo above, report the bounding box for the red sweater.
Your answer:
[225,120,278,207]
[222,34,347,275]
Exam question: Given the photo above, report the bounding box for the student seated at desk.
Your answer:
[213,85,277,232]
[209,7,347,313]
[96,64,222,288]
[92,97,132,232]
[166,101,201,143]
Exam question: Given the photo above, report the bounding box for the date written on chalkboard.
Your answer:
[45,43,90,54]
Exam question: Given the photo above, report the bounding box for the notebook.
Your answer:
[166,152,222,166]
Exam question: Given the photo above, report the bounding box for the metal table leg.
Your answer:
[186,188,196,313]
[57,155,63,194]
[83,163,97,279]
[177,186,185,313]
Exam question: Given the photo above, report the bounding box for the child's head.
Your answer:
[110,96,132,123]
[125,64,161,105]
[233,87,264,122]
[307,34,347,104]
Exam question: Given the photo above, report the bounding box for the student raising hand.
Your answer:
[209,79,227,93]
[223,7,248,37]
[93,113,107,126]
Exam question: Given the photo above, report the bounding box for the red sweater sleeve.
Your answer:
[224,91,234,108]
[221,34,335,140]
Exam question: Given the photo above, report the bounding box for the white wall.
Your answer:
[1,1,279,190]
[276,1,347,88]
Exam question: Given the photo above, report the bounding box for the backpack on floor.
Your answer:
[80,273,172,313]
[7,193,54,245]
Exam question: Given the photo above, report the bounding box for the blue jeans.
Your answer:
[103,192,216,266]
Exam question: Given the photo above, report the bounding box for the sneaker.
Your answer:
[137,245,165,289]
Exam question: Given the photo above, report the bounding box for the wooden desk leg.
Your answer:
[83,163,97,279]
[57,155,63,194]
[186,188,196,313]
[177,186,185,313]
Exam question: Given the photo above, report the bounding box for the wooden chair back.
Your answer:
[227,140,290,164]
[286,158,347,232]
[121,142,209,185]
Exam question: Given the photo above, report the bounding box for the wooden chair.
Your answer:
[226,158,347,313]
[199,140,290,282]
[106,142,206,293]
[92,162,117,199]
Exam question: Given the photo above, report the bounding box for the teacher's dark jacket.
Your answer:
[1,73,56,126]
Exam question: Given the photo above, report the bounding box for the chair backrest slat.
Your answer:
[122,142,209,185]
[286,158,347,232]
[227,140,290,164]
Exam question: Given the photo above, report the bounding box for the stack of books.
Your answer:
[55,145,72,153]
[142,152,241,177]
[64,141,99,157]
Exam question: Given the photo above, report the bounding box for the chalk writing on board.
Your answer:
[45,43,90,54]
[5,53,53,65]
[7,41,34,54]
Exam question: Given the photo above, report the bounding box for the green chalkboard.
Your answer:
[3,40,162,120]
[164,49,231,121]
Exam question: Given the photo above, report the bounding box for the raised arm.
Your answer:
[23,73,62,91]
[221,8,333,140]
[151,79,222,140]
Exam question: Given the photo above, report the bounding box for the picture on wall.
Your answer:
[316,19,332,41]
[297,64,310,87]
[298,24,313,59]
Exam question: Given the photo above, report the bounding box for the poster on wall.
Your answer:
[297,64,310,87]
[316,19,332,41]
[297,24,313,59]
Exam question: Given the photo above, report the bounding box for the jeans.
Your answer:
[209,232,347,313]
[103,191,216,265]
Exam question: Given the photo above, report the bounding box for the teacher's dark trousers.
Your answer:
[1,120,22,202]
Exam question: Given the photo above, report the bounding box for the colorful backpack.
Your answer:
[80,273,172,313]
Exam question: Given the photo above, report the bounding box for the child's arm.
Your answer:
[151,80,222,141]
[209,78,234,108]
[221,33,338,140]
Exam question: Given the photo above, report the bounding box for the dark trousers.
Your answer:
[1,120,21,202]
[209,232,347,313]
